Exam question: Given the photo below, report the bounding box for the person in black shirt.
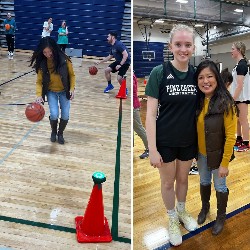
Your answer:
[95,32,131,93]
[221,68,233,89]
[230,42,250,152]
[145,24,198,246]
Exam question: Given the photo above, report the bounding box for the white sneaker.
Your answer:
[8,52,11,59]
[189,165,199,175]
[178,210,198,231]
[168,217,182,246]
[10,52,13,59]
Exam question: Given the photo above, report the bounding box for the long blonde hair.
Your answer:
[233,42,247,61]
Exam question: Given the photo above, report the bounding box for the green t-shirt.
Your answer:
[145,61,197,147]
[57,27,68,45]
[145,63,188,99]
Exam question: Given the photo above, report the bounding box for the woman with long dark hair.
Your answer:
[30,37,75,144]
[195,60,238,235]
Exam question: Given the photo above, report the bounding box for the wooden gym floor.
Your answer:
[133,79,250,250]
[0,49,131,249]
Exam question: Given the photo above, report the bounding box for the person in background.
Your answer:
[189,159,198,175]
[29,37,75,144]
[221,68,233,90]
[195,60,238,235]
[95,32,130,93]
[42,17,53,38]
[145,24,198,246]
[133,73,149,159]
[57,20,69,52]
[4,13,16,59]
[230,42,250,152]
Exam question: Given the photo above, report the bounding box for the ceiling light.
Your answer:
[194,23,204,27]
[176,0,188,3]
[155,19,164,23]
[234,9,243,13]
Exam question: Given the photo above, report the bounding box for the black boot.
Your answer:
[197,184,211,225]
[57,119,68,144]
[212,189,229,235]
[50,119,58,142]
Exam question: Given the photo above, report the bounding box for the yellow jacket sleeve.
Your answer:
[221,109,237,167]
[67,60,76,91]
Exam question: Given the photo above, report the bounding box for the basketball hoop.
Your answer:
[142,51,155,61]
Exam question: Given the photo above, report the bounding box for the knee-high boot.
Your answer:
[58,119,68,144]
[50,118,58,142]
[197,184,211,224]
[212,189,229,235]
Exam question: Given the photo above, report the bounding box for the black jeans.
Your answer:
[6,34,15,53]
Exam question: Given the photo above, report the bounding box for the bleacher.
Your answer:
[12,0,130,57]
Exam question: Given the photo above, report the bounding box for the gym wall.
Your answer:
[15,0,127,57]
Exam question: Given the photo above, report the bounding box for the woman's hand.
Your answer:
[218,166,229,178]
[149,150,163,168]
[35,96,44,104]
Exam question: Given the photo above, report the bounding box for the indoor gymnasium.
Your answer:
[0,0,131,249]
[133,0,250,249]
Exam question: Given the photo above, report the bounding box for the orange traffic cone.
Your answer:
[116,78,127,99]
[75,172,112,243]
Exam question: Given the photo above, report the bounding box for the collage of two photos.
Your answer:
[133,0,250,249]
[0,0,249,249]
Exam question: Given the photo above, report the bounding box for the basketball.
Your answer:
[89,66,98,75]
[5,24,11,30]
[25,102,45,122]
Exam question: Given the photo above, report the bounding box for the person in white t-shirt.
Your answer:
[42,17,53,37]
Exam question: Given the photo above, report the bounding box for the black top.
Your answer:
[236,59,248,76]
[148,62,197,147]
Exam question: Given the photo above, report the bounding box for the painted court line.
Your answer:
[154,203,250,250]
[0,122,39,165]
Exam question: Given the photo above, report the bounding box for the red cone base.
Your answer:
[75,173,112,243]
[75,216,112,243]
[116,78,127,99]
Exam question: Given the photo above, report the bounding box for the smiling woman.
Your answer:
[197,67,218,98]
[144,24,198,247]
[29,37,76,145]
[195,59,238,235]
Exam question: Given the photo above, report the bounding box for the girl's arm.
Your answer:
[146,96,163,168]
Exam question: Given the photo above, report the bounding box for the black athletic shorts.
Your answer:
[109,61,130,77]
[157,144,197,163]
[235,100,250,104]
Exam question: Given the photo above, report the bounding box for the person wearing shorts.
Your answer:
[145,24,198,246]
[95,32,130,93]
[230,42,250,151]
